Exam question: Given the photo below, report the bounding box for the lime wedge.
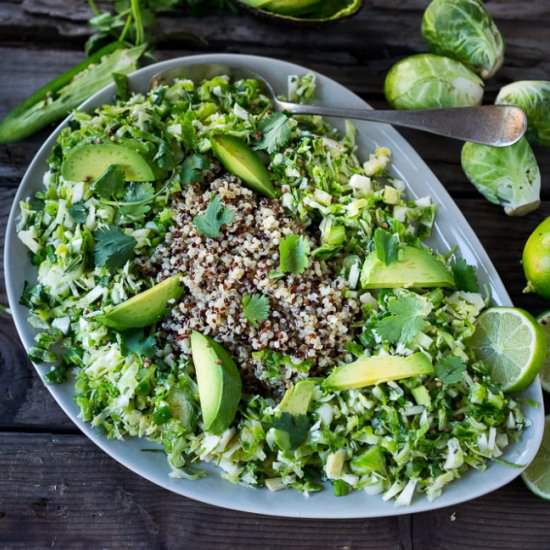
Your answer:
[522,415,550,500]
[536,310,550,393]
[469,307,547,392]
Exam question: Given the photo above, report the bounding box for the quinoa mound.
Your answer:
[149,174,360,394]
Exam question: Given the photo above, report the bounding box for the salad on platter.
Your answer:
[16,72,533,505]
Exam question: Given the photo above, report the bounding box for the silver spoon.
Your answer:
[150,64,526,147]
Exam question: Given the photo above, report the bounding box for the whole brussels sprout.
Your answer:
[422,0,504,79]
[496,81,550,147]
[461,138,540,216]
[384,54,484,110]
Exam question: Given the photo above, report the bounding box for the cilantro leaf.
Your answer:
[153,141,177,171]
[94,226,136,272]
[278,234,310,275]
[120,328,157,358]
[68,202,88,224]
[451,258,479,292]
[117,182,155,223]
[94,164,125,199]
[373,228,399,265]
[193,195,234,238]
[435,355,466,385]
[113,71,130,101]
[256,113,291,154]
[181,153,209,185]
[242,293,270,327]
[376,294,429,344]
[271,412,311,450]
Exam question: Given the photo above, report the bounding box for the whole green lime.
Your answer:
[523,217,550,299]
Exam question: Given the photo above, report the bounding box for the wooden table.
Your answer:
[1,1,549,548]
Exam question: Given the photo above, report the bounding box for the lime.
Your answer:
[523,217,550,299]
[536,310,550,393]
[469,307,547,392]
[522,415,550,500]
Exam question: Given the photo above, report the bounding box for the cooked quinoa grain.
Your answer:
[147,174,360,394]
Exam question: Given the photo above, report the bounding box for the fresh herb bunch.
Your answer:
[86,0,234,54]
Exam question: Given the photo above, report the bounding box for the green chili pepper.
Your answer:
[0,42,144,144]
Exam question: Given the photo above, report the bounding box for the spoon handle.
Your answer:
[278,102,526,147]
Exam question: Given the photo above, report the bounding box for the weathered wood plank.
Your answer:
[0,431,408,549]
[0,431,548,549]
[413,479,550,550]
[0,0,547,90]
[0,318,74,431]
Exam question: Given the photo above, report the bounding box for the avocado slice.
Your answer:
[191,332,242,434]
[210,135,278,198]
[361,246,455,289]
[324,352,433,390]
[99,275,184,330]
[62,142,155,182]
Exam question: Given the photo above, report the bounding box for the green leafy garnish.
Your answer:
[117,182,155,223]
[68,202,88,224]
[373,228,399,265]
[435,355,467,385]
[278,234,310,275]
[94,164,125,199]
[113,71,130,101]
[181,153,209,185]
[153,141,177,171]
[193,195,235,238]
[376,294,428,344]
[120,328,157,358]
[271,412,311,450]
[242,293,270,327]
[94,226,137,272]
[451,258,479,292]
[256,113,292,154]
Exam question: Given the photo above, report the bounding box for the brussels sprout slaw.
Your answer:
[16,73,527,505]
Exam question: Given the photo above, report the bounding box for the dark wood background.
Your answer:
[1,1,549,548]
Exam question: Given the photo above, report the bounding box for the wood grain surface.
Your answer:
[1,1,549,548]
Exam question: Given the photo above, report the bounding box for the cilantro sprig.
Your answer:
[275,234,310,276]
[376,294,429,345]
[181,153,209,185]
[451,258,479,292]
[120,328,157,358]
[94,225,136,272]
[256,113,292,154]
[94,164,125,199]
[435,355,467,385]
[117,182,156,223]
[68,202,88,224]
[242,293,270,327]
[193,195,235,238]
[271,412,311,450]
